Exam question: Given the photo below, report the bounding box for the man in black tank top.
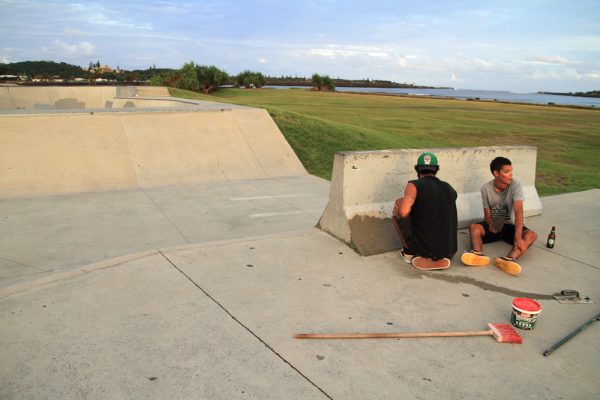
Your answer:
[392,152,458,270]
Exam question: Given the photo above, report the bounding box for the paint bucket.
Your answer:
[511,298,542,330]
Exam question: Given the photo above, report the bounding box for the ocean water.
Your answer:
[264,86,600,107]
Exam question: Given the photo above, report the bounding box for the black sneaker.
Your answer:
[493,256,522,275]
[400,248,415,264]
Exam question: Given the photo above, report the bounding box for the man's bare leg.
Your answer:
[392,216,409,249]
[461,223,491,266]
[469,223,485,252]
[508,230,538,259]
[494,230,537,276]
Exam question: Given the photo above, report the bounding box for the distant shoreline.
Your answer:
[265,86,600,108]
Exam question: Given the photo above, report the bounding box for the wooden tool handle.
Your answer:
[295,330,492,339]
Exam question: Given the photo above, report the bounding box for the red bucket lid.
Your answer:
[512,297,541,312]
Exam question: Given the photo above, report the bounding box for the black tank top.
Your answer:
[409,175,458,259]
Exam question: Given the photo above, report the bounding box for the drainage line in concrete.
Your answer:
[141,189,192,244]
[0,257,50,272]
[159,250,333,400]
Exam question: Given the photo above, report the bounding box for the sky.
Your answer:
[1,0,599,92]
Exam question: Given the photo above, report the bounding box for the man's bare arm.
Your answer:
[483,208,494,232]
[513,199,525,251]
[393,182,417,219]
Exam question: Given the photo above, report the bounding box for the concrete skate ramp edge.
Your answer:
[0,85,171,110]
[1,107,307,198]
[318,146,542,256]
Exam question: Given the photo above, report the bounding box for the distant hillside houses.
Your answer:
[87,63,122,74]
[29,76,89,82]
[0,74,27,81]
[0,61,125,83]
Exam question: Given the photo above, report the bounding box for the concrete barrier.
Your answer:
[0,108,306,198]
[318,146,542,256]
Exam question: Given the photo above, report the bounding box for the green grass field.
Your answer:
[170,87,600,196]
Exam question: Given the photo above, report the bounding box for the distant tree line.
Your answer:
[0,60,171,83]
[1,60,446,93]
[149,63,267,93]
[1,61,87,80]
[538,90,600,98]
[152,64,338,94]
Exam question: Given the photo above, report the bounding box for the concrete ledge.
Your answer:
[2,86,184,111]
[318,146,542,256]
[0,86,118,110]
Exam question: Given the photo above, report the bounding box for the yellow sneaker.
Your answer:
[461,250,490,266]
[493,256,522,276]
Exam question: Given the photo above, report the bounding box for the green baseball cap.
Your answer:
[415,152,439,171]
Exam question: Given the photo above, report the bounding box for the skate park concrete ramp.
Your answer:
[0,85,326,289]
[1,86,307,198]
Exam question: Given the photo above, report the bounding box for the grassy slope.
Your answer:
[169,88,600,196]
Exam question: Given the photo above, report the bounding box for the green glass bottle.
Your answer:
[546,226,556,248]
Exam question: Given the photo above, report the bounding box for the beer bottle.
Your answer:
[546,226,556,248]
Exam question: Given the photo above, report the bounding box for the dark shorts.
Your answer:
[479,221,529,245]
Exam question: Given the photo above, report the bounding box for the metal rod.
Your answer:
[543,312,600,357]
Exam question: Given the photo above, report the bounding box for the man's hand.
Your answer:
[514,236,526,253]
[483,208,498,232]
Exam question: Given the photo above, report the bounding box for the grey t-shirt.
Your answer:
[480,179,524,223]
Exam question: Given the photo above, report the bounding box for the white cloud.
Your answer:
[304,48,355,58]
[258,58,267,64]
[303,44,390,59]
[51,40,96,57]
[64,28,85,36]
[79,41,95,55]
[465,58,495,70]
[529,70,556,80]
[529,55,570,65]
[522,66,600,84]
[397,56,408,67]
[84,11,153,30]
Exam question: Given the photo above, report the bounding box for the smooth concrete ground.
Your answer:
[0,175,329,289]
[1,188,599,399]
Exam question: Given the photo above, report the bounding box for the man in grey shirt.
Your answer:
[461,157,538,275]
